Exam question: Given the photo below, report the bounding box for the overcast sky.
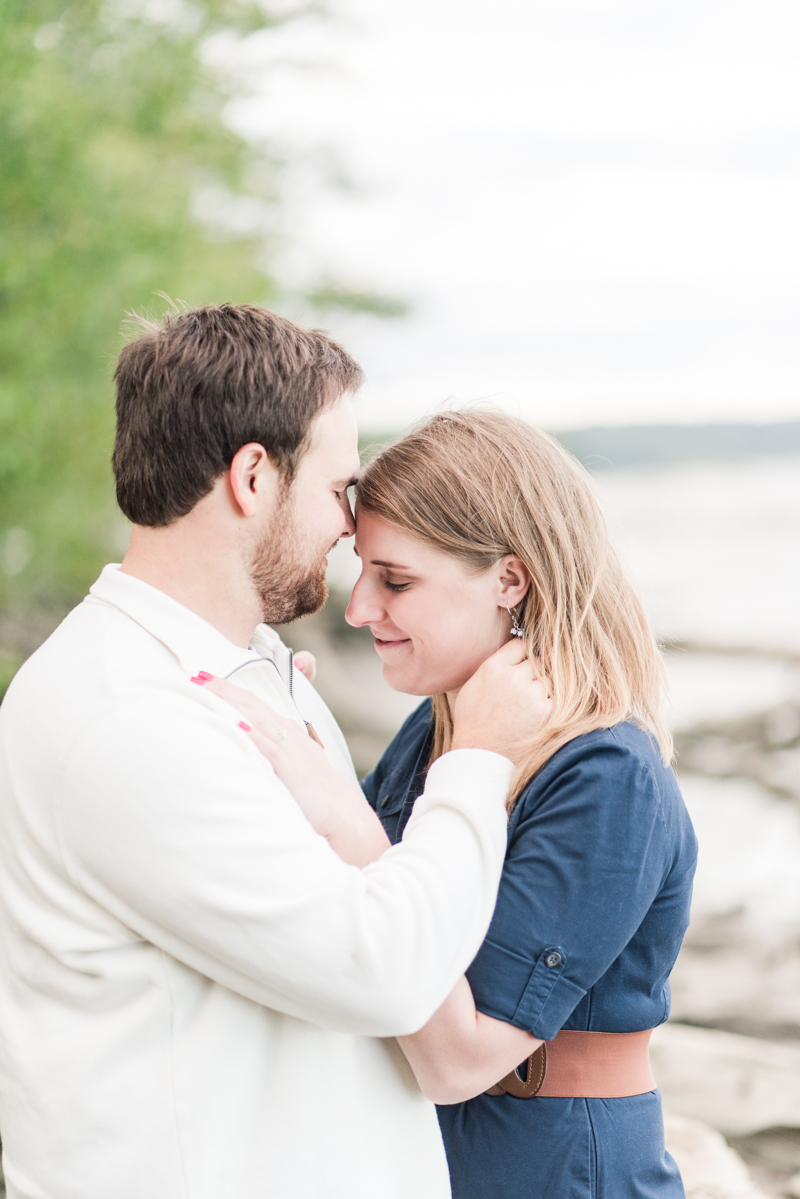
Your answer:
[215,0,800,432]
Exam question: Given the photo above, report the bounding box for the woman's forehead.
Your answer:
[353,512,449,569]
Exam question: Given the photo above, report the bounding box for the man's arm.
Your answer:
[59,691,512,1037]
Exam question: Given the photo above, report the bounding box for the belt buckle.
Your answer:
[486,1043,547,1099]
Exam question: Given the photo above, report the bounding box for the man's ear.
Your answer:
[228,443,281,518]
[495,554,531,609]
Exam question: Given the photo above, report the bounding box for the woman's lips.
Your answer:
[374,636,411,651]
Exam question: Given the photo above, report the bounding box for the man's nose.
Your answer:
[339,494,356,538]
[345,577,383,628]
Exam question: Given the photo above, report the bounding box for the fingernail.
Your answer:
[295,659,305,671]
[190,676,206,686]
[239,721,251,732]
[198,671,214,681]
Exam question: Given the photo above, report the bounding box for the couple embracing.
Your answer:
[0,304,696,1199]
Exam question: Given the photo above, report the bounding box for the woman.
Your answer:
[210,410,697,1198]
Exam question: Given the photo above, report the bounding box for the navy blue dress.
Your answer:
[362,702,698,1199]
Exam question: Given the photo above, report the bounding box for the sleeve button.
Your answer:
[544,951,562,969]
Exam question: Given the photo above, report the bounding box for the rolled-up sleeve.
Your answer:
[57,691,512,1037]
[465,733,670,1041]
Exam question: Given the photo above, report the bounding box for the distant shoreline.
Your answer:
[360,420,800,471]
[552,420,800,471]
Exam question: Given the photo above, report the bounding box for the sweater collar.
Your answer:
[88,564,293,692]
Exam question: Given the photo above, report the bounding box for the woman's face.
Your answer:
[345,509,527,697]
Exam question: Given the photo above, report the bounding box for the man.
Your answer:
[0,305,545,1199]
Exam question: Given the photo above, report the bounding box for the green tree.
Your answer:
[0,0,306,691]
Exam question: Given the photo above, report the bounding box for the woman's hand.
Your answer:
[193,674,390,867]
[451,639,552,766]
[292,651,317,682]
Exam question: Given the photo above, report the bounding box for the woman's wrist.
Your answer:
[322,790,391,867]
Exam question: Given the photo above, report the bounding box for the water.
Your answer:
[594,454,800,653]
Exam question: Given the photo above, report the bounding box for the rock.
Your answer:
[652,1024,800,1136]
[674,701,800,803]
[784,1171,800,1198]
[670,929,800,1036]
[664,1114,771,1198]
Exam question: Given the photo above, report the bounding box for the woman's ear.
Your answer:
[495,554,530,609]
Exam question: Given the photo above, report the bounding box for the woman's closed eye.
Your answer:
[384,579,412,593]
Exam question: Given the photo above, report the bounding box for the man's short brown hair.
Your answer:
[112,303,363,527]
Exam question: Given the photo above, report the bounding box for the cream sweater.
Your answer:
[0,565,512,1199]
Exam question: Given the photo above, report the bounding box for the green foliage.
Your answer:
[0,0,288,628]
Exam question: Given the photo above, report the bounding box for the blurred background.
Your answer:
[1,1,799,1194]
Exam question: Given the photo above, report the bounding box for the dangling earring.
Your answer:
[507,603,525,639]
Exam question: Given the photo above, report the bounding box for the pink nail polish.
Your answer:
[190,676,206,686]
[198,671,214,681]
[239,721,252,732]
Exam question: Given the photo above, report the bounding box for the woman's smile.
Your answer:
[373,633,412,652]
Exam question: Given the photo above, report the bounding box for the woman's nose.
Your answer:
[345,577,384,628]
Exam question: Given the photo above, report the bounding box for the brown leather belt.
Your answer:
[486,1029,655,1099]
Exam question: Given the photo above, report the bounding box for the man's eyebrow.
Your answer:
[336,475,359,489]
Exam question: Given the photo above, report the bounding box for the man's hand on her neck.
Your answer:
[450,639,552,765]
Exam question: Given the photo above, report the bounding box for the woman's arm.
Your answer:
[199,641,550,869]
[397,975,542,1105]
[199,674,391,867]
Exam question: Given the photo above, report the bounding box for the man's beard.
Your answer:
[249,493,330,626]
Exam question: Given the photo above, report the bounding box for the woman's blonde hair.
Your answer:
[357,410,672,808]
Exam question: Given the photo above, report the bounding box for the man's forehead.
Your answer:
[306,395,360,473]
[308,394,357,443]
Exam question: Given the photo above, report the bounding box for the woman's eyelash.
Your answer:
[384,581,411,593]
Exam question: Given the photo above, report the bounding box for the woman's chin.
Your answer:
[380,662,430,697]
